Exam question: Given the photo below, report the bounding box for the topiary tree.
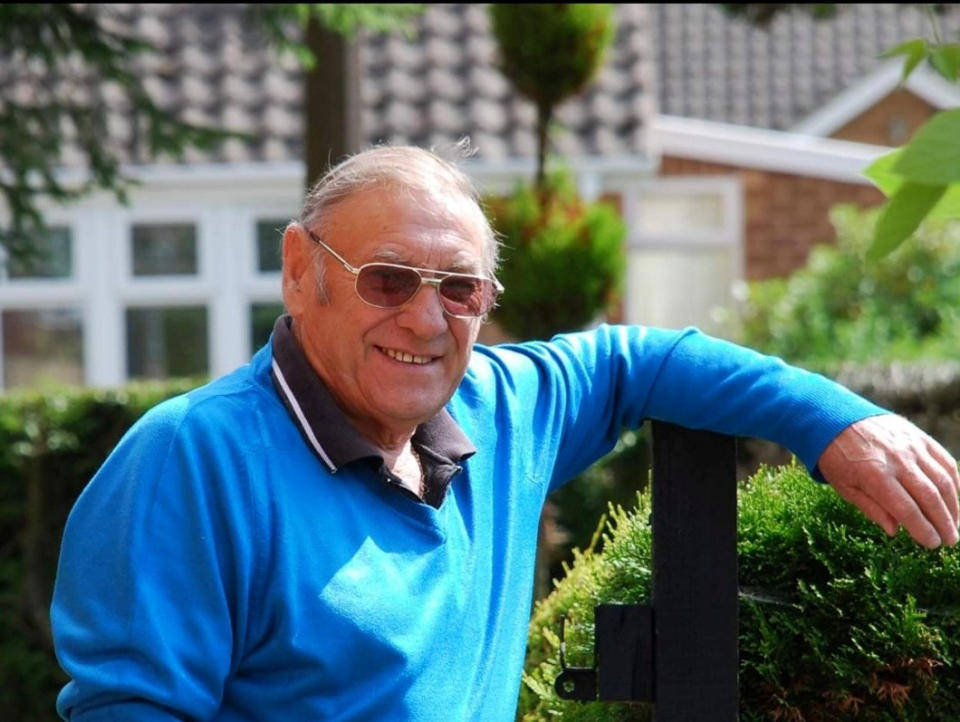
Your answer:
[489,4,615,189]
[486,5,626,600]
[484,169,625,341]
[484,3,626,342]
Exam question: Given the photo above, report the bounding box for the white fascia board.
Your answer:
[650,115,892,185]
[54,160,305,187]
[791,60,960,137]
[465,154,656,178]
[23,161,307,215]
[905,67,960,108]
[41,154,655,211]
[465,155,656,200]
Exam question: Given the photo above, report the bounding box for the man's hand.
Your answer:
[818,414,960,549]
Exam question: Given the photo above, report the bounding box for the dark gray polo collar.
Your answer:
[269,315,475,507]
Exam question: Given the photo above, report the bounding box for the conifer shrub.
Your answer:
[485,169,626,341]
[520,464,960,721]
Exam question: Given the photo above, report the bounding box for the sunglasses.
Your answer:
[306,230,503,318]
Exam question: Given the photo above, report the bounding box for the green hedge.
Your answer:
[521,464,960,721]
[0,379,200,721]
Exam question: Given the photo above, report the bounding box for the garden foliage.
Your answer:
[520,464,960,721]
[485,170,626,341]
[729,205,960,366]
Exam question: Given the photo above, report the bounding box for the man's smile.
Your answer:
[379,346,435,365]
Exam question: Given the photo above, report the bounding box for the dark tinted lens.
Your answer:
[356,265,421,307]
[439,276,493,316]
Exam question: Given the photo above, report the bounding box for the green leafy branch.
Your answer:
[864,18,960,260]
[254,4,423,69]
[0,4,245,262]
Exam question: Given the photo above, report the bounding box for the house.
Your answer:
[3,3,958,390]
[0,3,657,390]
[644,3,960,330]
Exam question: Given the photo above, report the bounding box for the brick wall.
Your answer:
[831,89,938,146]
[659,156,885,280]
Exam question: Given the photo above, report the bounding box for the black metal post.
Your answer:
[651,421,738,720]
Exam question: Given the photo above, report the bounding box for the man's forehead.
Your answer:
[329,186,490,268]
[370,243,483,273]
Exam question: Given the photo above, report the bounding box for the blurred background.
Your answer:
[5,3,959,390]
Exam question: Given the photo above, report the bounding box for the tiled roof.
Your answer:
[59,3,653,166]
[651,3,960,131]
[361,4,653,160]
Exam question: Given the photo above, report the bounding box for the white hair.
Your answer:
[294,140,500,278]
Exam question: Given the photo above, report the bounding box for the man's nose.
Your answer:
[396,282,449,336]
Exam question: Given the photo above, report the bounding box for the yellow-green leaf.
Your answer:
[862,149,904,196]
[929,183,960,220]
[891,109,960,185]
[881,38,928,82]
[863,150,960,220]
[867,182,946,261]
[928,44,960,83]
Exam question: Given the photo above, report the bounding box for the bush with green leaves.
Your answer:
[728,204,960,365]
[485,170,626,341]
[520,464,960,721]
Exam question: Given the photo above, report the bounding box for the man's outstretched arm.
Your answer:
[819,414,960,549]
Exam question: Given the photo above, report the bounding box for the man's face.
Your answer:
[283,185,488,443]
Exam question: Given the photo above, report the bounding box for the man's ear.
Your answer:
[282,225,312,316]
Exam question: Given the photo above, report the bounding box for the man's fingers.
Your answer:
[835,467,942,548]
[831,484,898,538]
[872,467,947,549]
[921,439,960,521]
[915,452,960,528]
[898,464,957,546]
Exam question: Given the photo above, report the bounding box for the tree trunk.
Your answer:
[535,101,552,191]
[304,19,362,188]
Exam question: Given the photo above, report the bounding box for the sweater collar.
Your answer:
[268,315,476,474]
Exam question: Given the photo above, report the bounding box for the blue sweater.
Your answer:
[51,325,885,720]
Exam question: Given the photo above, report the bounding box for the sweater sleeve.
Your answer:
[481,324,887,490]
[51,394,257,721]
[641,327,888,477]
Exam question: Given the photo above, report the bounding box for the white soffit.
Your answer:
[649,115,892,185]
[791,59,960,137]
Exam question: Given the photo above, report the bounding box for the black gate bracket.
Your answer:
[551,423,738,719]
[554,604,655,702]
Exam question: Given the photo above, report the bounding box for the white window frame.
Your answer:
[615,175,744,332]
[0,166,302,390]
[0,214,85,388]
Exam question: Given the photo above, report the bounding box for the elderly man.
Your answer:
[52,145,959,721]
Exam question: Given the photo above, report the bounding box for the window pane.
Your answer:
[250,302,285,352]
[638,193,726,234]
[2,308,83,388]
[625,246,736,336]
[132,224,197,276]
[257,220,286,272]
[7,227,72,279]
[126,306,208,379]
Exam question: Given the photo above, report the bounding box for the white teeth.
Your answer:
[383,347,431,365]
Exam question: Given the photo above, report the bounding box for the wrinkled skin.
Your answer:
[819,414,960,549]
